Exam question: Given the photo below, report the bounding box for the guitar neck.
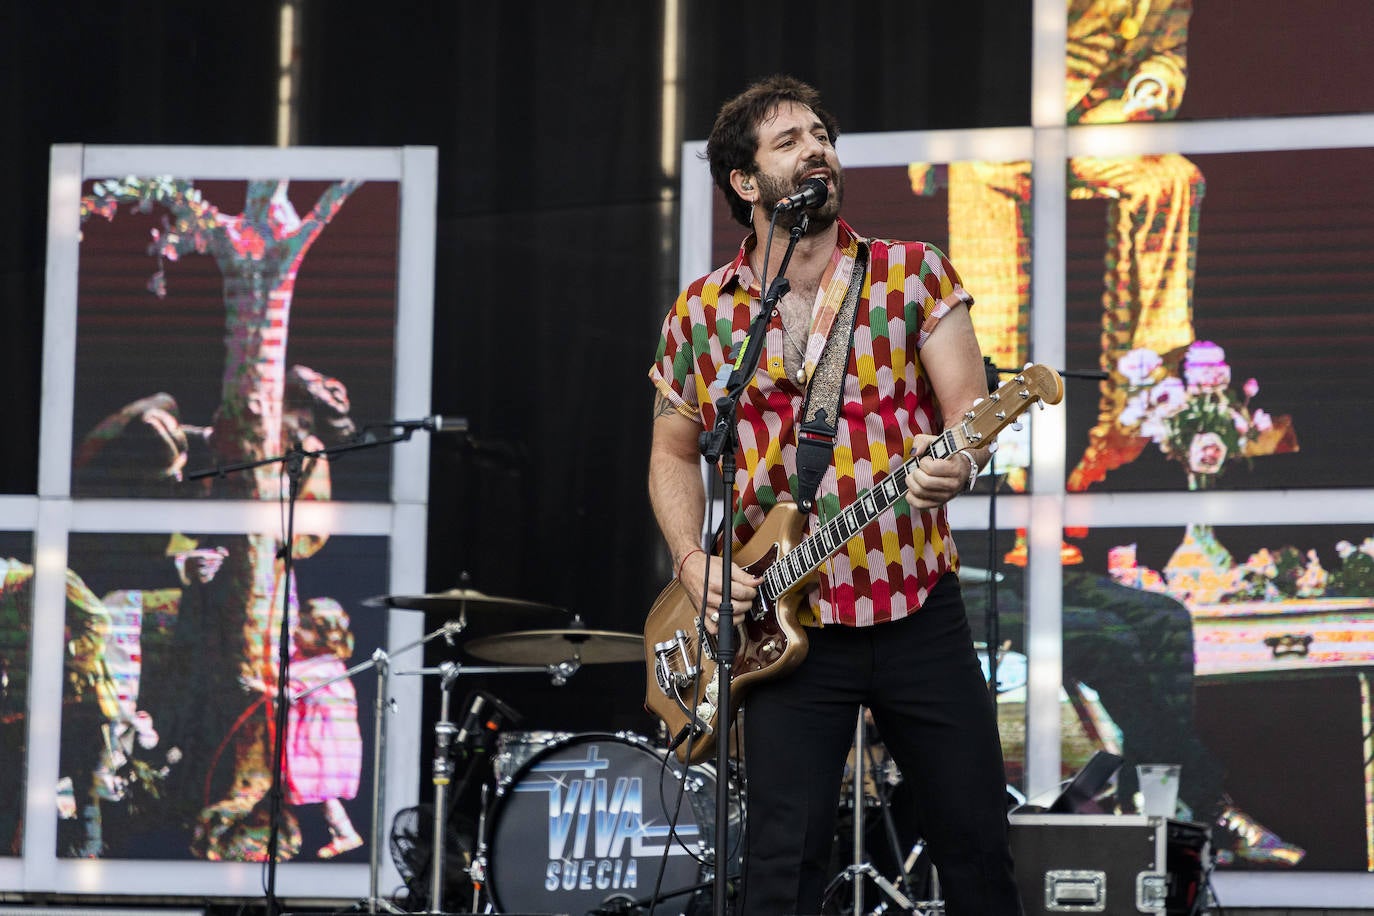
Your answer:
[761,426,970,601]
[756,363,1062,602]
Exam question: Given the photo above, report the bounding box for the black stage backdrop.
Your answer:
[2,0,1032,801]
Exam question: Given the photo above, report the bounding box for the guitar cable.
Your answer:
[645,472,724,912]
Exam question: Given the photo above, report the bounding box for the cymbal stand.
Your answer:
[367,649,402,914]
[402,658,579,913]
[429,663,460,916]
[824,712,917,915]
[292,620,465,914]
[469,783,489,914]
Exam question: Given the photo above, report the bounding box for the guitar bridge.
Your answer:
[653,629,718,737]
[653,629,700,696]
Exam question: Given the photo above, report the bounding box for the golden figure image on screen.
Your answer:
[912,0,1229,499]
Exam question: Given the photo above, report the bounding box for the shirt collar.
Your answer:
[722,217,866,295]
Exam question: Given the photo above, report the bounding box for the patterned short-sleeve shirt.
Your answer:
[650,219,967,627]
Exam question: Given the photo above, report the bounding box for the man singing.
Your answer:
[648,75,1021,914]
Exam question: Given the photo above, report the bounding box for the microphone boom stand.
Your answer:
[187,419,444,916]
[699,212,809,915]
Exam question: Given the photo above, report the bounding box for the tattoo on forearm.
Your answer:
[653,393,676,419]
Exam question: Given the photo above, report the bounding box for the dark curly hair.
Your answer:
[705,75,840,228]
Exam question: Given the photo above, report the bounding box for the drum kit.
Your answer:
[354,584,741,916]
[340,584,971,916]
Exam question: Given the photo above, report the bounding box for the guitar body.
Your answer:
[643,364,1065,765]
[643,502,812,764]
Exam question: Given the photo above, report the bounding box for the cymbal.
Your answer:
[362,587,567,617]
[464,628,644,665]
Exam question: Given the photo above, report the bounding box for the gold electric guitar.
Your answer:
[643,364,1064,763]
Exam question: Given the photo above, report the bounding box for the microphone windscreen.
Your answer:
[803,176,828,207]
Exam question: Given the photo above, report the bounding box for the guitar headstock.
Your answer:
[1010,363,1065,407]
[961,363,1065,445]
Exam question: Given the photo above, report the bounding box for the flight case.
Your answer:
[1008,814,1209,914]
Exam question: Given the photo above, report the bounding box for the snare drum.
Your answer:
[487,732,740,916]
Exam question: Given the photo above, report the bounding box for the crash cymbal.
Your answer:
[362,587,567,617]
[464,628,644,665]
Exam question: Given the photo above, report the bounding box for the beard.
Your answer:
[756,166,843,233]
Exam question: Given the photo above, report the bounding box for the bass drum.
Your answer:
[487,732,739,916]
[492,729,574,785]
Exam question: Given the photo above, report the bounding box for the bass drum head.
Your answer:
[487,732,709,915]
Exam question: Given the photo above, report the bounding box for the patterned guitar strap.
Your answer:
[794,245,869,514]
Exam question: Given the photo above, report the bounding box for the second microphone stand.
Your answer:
[187,417,449,916]
[976,360,1107,711]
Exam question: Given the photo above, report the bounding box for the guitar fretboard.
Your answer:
[760,427,964,602]
[753,365,1060,604]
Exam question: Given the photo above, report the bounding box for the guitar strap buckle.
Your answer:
[795,413,836,513]
[794,244,868,515]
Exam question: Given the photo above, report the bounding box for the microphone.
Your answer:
[773,176,828,213]
[391,415,469,434]
[454,690,522,746]
[429,414,468,433]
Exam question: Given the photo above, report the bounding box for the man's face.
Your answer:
[750,101,844,232]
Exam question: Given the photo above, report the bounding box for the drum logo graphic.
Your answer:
[510,741,701,892]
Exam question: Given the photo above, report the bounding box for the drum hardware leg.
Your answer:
[428,662,461,915]
[902,839,923,877]
[823,862,917,915]
[366,651,405,914]
[872,779,918,904]
[824,711,921,915]
[468,783,490,914]
[870,746,943,912]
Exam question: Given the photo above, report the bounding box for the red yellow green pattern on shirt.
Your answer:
[650,219,968,627]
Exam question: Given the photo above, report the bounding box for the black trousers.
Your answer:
[738,573,1022,915]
